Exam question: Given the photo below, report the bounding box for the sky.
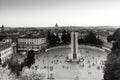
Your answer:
[0,0,120,27]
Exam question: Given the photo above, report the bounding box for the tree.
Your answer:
[56,33,60,44]
[78,38,85,44]
[24,50,35,68]
[47,30,70,47]
[104,52,120,80]
[4,50,36,77]
[107,35,113,42]
[0,53,1,64]
[61,30,70,44]
[7,58,22,76]
[47,31,61,47]
[104,28,120,80]
[47,31,51,43]
[85,31,97,45]
[96,36,103,47]
[51,33,57,45]
[66,32,71,43]
[61,30,67,44]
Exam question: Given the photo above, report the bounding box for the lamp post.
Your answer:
[45,49,50,80]
[45,49,54,80]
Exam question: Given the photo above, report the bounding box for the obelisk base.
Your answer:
[66,31,84,63]
[66,53,84,62]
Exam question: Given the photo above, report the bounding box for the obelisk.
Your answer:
[71,32,78,59]
[66,31,82,62]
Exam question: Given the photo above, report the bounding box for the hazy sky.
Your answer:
[1,0,120,27]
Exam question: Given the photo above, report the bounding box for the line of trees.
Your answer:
[104,29,120,80]
[47,30,71,47]
[78,31,103,47]
[47,31,103,47]
[2,50,35,76]
[103,43,120,80]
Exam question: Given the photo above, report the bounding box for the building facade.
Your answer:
[17,36,47,52]
[0,42,15,63]
[78,32,88,39]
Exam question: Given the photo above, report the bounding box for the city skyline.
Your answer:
[1,0,120,28]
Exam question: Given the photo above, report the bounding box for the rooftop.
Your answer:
[18,34,46,39]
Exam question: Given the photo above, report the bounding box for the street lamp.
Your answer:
[45,49,50,80]
[45,49,54,80]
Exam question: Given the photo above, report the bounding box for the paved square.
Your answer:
[34,45,108,80]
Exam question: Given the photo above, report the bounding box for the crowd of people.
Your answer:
[32,45,108,80]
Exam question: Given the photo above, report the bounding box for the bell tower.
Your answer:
[0,25,7,41]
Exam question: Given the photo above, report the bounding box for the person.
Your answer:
[88,72,92,75]
[82,63,84,67]
[92,62,95,66]
[88,64,91,68]
[75,75,79,80]
[97,66,100,70]
[62,65,65,69]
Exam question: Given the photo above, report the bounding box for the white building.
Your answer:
[17,36,47,52]
[0,42,15,63]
